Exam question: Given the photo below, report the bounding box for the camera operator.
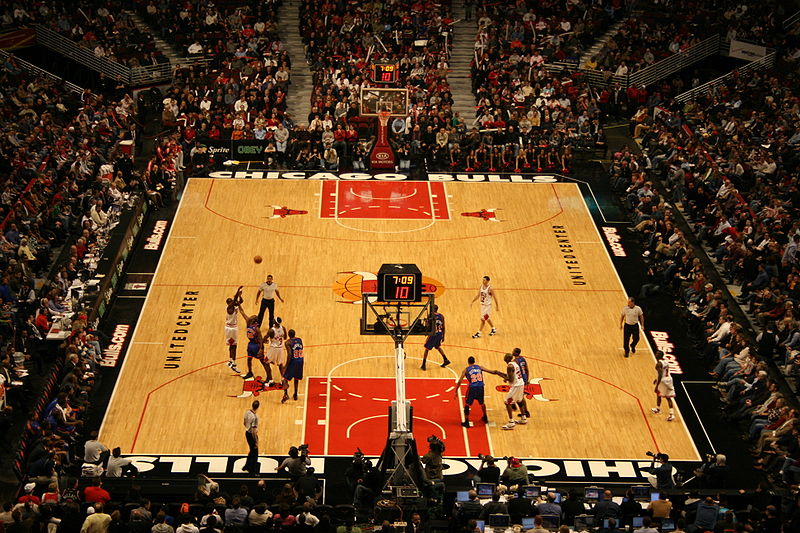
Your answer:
[476,454,500,484]
[276,444,311,481]
[352,459,382,511]
[692,453,728,488]
[345,449,367,496]
[501,457,529,488]
[421,435,445,483]
[646,452,675,491]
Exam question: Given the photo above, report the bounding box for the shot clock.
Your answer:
[377,263,422,302]
[372,62,399,84]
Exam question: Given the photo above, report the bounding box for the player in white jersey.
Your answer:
[225,286,245,374]
[651,350,676,421]
[501,352,528,430]
[471,276,499,338]
[265,317,287,378]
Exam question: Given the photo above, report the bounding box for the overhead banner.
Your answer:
[729,39,767,61]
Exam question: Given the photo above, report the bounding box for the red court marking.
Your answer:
[305,377,490,456]
[203,180,562,243]
[320,182,449,220]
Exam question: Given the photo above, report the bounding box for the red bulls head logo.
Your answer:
[496,377,557,401]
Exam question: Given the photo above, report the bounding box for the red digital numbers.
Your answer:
[395,286,409,299]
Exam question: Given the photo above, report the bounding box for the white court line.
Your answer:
[560,175,630,224]
[99,178,191,441]
[574,182,700,460]
[680,381,717,453]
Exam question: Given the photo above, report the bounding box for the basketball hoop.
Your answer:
[378,110,392,127]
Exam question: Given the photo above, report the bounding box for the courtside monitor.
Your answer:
[456,491,470,502]
[632,517,645,528]
[476,521,485,532]
[650,492,660,502]
[488,515,511,528]
[632,486,650,500]
[574,515,594,530]
[584,487,601,500]
[476,483,496,497]
[603,519,618,529]
[661,519,676,532]
[540,515,561,530]
[523,485,541,499]
[522,518,535,530]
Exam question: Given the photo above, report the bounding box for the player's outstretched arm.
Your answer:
[454,369,467,395]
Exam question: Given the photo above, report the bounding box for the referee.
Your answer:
[255,274,284,328]
[620,297,644,357]
[243,400,260,474]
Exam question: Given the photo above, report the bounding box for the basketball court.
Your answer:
[98,177,700,463]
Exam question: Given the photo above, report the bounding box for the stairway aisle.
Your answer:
[127,11,181,64]
[279,0,313,126]
[448,0,477,126]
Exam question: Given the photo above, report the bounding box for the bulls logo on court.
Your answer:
[461,208,501,222]
[332,271,446,304]
[269,206,308,219]
[233,377,284,398]
[495,377,557,402]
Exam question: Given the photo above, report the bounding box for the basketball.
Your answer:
[254,255,263,264]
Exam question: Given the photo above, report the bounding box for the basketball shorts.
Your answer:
[283,358,304,380]
[465,386,484,405]
[225,326,238,346]
[424,333,444,350]
[505,384,524,404]
[657,376,676,398]
[247,341,262,359]
[480,304,491,321]
[267,345,286,366]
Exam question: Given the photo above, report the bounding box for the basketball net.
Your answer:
[378,110,392,127]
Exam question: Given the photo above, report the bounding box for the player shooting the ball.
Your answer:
[225,286,245,374]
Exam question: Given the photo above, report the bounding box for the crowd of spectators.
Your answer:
[608,35,800,486]
[0,0,167,68]
[139,0,294,169]
[0,53,165,490]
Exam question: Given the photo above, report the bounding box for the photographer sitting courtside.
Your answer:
[276,445,311,481]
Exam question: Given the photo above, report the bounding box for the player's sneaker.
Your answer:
[293,392,298,401]
[666,414,675,422]
[481,415,489,423]
[242,372,254,379]
[420,364,427,371]
[227,360,241,374]
[489,328,497,336]
[501,422,516,430]
[461,420,471,428]
[516,417,528,425]
[472,332,481,338]
[281,394,289,404]
[651,407,661,414]
[441,359,451,368]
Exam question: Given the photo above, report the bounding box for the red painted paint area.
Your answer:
[304,377,490,456]
[320,182,449,220]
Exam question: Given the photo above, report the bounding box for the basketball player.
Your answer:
[501,353,528,430]
[454,356,505,428]
[264,317,287,385]
[471,276,498,338]
[225,286,244,374]
[282,329,304,403]
[421,305,450,370]
[512,347,531,418]
[242,315,268,380]
[651,350,675,421]
[255,274,284,328]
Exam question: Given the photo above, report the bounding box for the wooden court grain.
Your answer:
[99,179,700,461]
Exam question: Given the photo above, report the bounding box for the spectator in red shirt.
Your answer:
[18,483,40,505]
[84,478,111,505]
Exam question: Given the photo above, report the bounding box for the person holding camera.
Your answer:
[476,454,501,484]
[276,444,311,481]
[646,452,675,491]
[502,457,529,487]
[421,435,446,482]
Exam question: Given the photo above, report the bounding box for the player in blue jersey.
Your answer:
[421,305,451,370]
[242,315,268,380]
[282,329,304,403]
[455,356,504,428]
[511,347,531,418]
